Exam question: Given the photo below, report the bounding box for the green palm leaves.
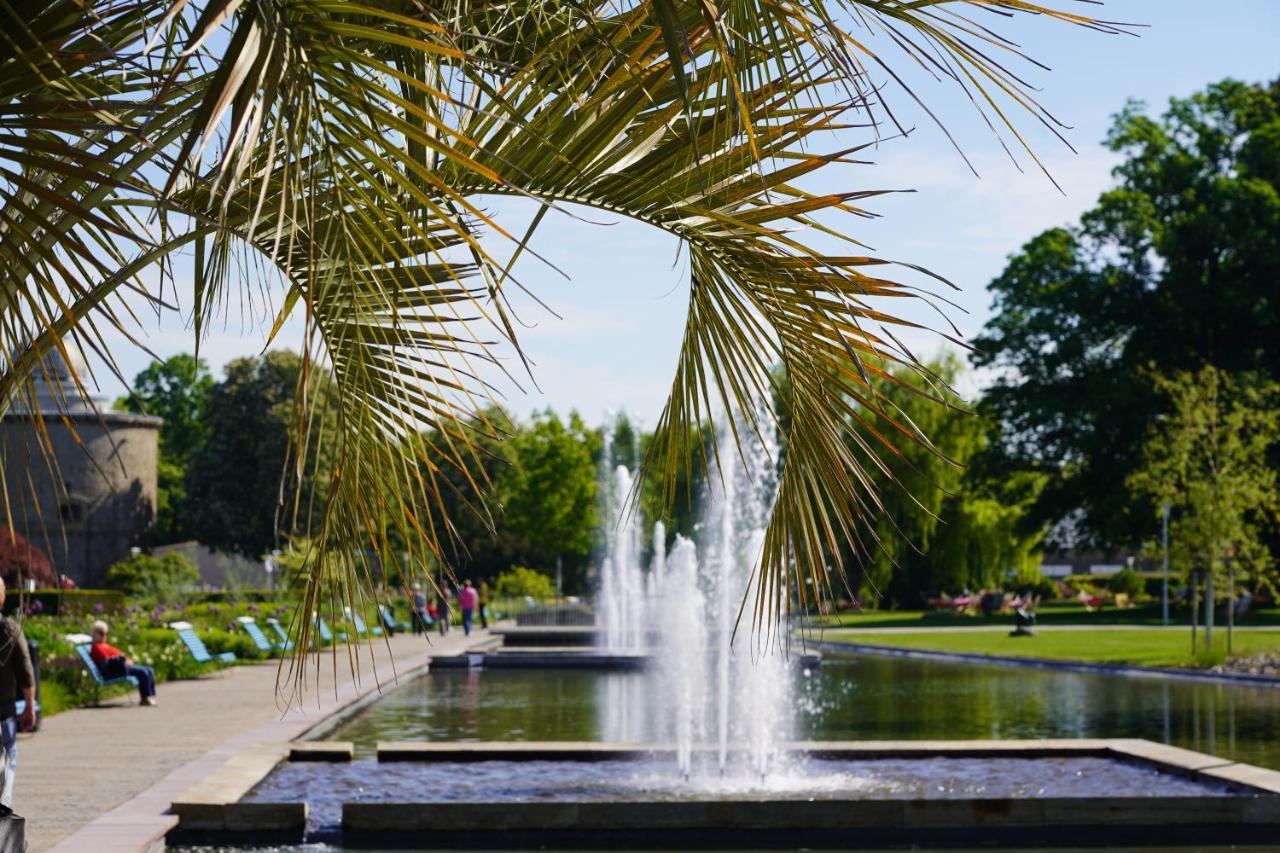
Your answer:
[0,1,1131,664]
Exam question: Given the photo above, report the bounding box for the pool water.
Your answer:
[330,653,1280,769]
[245,755,1235,831]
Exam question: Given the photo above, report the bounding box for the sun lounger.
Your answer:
[264,617,296,650]
[169,621,236,664]
[378,603,412,634]
[312,613,346,644]
[236,616,292,653]
[344,607,384,637]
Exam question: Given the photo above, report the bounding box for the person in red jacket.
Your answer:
[89,621,157,706]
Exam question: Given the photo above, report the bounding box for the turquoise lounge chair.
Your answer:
[312,614,346,644]
[72,641,138,704]
[378,603,412,634]
[236,617,291,653]
[169,622,236,664]
[345,607,383,637]
[264,617,296,651]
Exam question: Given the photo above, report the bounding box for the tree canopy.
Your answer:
[974,79,1280,550]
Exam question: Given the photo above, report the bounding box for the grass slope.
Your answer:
[817,627,1280,669]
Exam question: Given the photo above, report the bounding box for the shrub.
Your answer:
[2,589,126,617]
[1109,567,1146,600]
[105,552,199,600]
[494,565,555,600]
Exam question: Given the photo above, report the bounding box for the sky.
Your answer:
[93,1,1280,429]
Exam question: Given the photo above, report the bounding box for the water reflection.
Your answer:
[330,655,1280,769]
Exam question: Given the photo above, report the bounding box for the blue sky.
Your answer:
[99,1,1280,428]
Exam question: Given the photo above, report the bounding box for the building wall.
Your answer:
[0,412,161,587]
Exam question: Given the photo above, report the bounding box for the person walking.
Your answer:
[460,580,479,636]
[409,583,428,635]
[0,577,36,816]
[478,580,490,629]
[89,621,158,706]
[436,591,451,636]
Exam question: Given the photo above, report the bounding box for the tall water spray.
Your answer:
[595,413,792,780]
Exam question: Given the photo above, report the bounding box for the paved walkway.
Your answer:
[16,626,490,852]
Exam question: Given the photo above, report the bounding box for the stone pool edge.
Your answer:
[165,738,1280,848]
[809,638,1280,687]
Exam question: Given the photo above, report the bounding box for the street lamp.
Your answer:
[1161,503,1171,626]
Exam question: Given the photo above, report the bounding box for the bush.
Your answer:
[3,589,126,617]
[494,565,555,599]
[1109,567,1146,600]
[105,552,199,600]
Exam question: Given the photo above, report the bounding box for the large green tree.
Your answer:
[185,351,334,557]
[851,356,1044,607]
[974,80,1280,549]
[1128,367,1279,597]
[501,411,599,589]
[117,354,214,543]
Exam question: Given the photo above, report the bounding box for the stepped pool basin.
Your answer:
[326,654,1280,769]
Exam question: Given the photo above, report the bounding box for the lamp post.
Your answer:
[1225,544,1236,656]
[1161,503,1171,626]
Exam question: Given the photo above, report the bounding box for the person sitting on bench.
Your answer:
[89,621,158,706]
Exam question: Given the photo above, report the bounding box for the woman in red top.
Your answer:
[89,620,157,706]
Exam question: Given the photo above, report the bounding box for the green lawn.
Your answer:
[815,627,1280,669]
[815,604,1280,630]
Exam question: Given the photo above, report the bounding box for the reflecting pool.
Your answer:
[331,652,1280,769]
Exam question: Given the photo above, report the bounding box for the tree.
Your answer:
[117,355,214,543]
[1127,368,1279,602]
[493,566,556,601]
[0,0,1136,642]
[850,356,1044,607]
[185,351,334,558]
[974,80,1280,549]
[105,551,199,601]
[500,411,599,591]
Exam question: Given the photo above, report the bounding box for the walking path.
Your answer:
[17,626,489,852]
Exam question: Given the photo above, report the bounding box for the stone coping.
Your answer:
[368,738,1280,794]
[289,742,354,762]
[812,638,1280,687]
[171,737,1280,848]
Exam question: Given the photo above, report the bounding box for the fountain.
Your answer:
[595,414,794,781]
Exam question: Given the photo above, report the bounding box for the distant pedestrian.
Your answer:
[0,577,36,815]
[460,580,479,635]
[436,592,451,636]
[89,621,157,707]
[410,583,428,635]
[478,580,490,629]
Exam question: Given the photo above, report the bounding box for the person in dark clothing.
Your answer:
[478,580,490,629]
[436,592,451,636]
[0,578,36,814]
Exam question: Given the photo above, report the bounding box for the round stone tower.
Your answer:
[0,348,162,587]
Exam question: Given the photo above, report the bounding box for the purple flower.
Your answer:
[94,603,105,613]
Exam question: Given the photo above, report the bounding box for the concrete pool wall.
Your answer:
[166,738,1280,849]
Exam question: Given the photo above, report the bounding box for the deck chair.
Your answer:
[378,604,412,635]
[312,613,346,644]
[264,618,296,651]
[73,641,138,705]
[344,607,384,637]
[169,621,236,664]
[236,616,285,653]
